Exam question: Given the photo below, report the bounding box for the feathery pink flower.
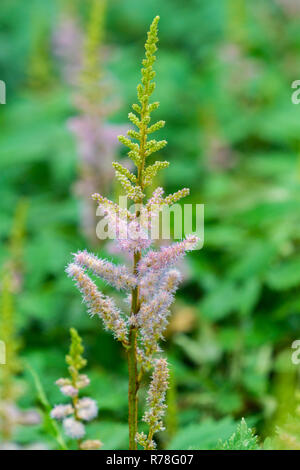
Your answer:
[53,15,83,84]
[136,358,169,449]
[96,205,152,253]
[143,358,169,430]
[138,235,199,276]
[140,268,181,302]
[66,263,128,343]
[137,294,171,362]
[161,269,182,293]
[137,270,182,366]
[139,270,164,302]
[73,250,137,290]
[68,117,126,169]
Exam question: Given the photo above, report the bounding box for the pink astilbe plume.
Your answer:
[138,235,199,276]
[139,269,164,302]
[66,263,128,343]
[93,195,152,253]
[144,358,169,430]
[53,14,83,84]
[66,16,201,450]
[53,1,127,243]
[136,358,169,450]
[73,250,137,290]
[137,270,182,368]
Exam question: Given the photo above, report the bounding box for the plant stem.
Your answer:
[127,38,151,447]
[128,251,141,450]
[128,326,138,450]
[72,395,82,450]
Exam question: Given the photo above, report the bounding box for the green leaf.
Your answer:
[199,282,239,321]
[27,364,68,450]
[217,418,260,450]
[266,257,300,291]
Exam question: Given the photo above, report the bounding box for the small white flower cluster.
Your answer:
[50,404,74,420]
[51,329,102,449]
[76,397,98,421]
[51,375,100,446]
[63,417,85,440]
[51,394,98,441]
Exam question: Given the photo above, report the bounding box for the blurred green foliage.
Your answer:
[1,0,300,450]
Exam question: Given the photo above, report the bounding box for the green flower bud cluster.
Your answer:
[164,188,190,205]
[66,328,87,381]
[116,16,169,201]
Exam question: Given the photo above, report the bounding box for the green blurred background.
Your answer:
[1,0,300,450]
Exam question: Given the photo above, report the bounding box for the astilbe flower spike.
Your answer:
[136,358,169,450]
[66,264,128,343]
[73,250,137,291]
[53,10,83,85]
[54,0,127,243]
[66,16,199,450]
[50,328,102,450]
[138,235,198,276]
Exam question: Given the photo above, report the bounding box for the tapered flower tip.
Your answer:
[73,250,88,265]
[138,235,200,276]
[65,263,81,278]
[72,250,137,291]
[185,234,200,250]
